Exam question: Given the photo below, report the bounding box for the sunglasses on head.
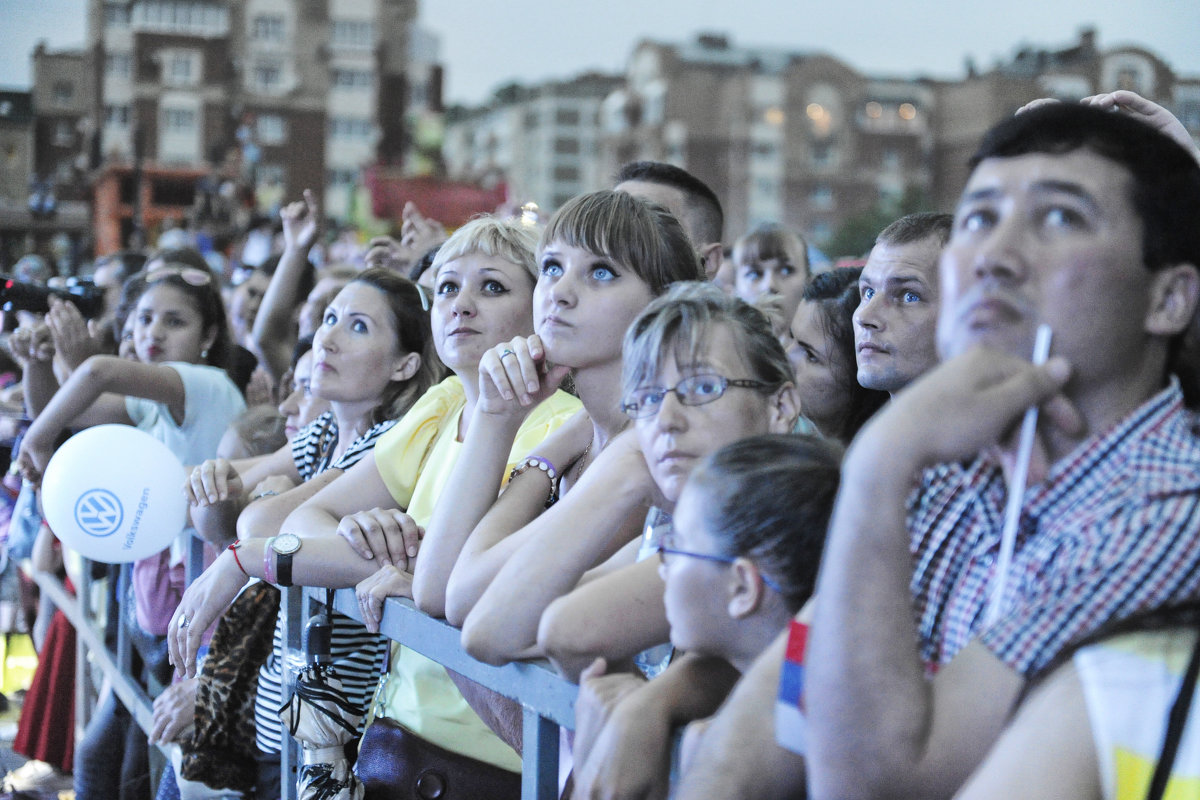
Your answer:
[147,265,213,287]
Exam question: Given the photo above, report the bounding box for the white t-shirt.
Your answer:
[124,361,246,466]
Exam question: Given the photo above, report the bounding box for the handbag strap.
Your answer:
[1145,627,1200,800]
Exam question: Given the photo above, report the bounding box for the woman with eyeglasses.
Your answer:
[13,264,247,800]
[473,282,801,682]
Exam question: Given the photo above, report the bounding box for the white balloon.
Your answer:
[41,424,188,563]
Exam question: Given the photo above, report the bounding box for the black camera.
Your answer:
[0,275,105,318]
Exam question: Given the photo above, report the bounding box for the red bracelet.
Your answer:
[227,540,249,577]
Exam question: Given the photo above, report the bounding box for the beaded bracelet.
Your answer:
[508,456,560,508]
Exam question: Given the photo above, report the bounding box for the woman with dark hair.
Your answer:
[785,268,889,443]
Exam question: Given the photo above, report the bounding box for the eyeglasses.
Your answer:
[656,532,783,593]
[621,374,769,419]
[147,266,213,287]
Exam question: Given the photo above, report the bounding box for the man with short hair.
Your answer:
[854,212,952,394]
[615,161,724,280]
[805,100,1200,800]
[674,101,1200,800]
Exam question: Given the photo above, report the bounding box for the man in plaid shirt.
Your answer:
[677,98,1200,800]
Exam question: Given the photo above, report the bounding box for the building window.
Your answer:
[329,117,372,139]
[54,121,75,146]
[134,2,229,36]
[257,163,285,185]
[524,110,539,129]
[53,81,74,107]
[257,114,287,145]
[105,53,132,78]
[553,165,580,182]
[104,3,131,26]
[252,62,283,93]
[1180,101,1200,131]
[164,108,196,132]
[104,104,131,127]
[252,15,284,41]
[327,168,358,185]
[331,19,373,49]
[553,137,579,155]
[811,142,836,167]
[332,69,372,89]
[810,185,834,210]
[555,108,580,126]
[165,51,199,87]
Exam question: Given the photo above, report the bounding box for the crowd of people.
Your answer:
[0,87,1197,800]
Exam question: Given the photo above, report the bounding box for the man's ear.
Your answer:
[766,383,800,434]
[727,557,766,620]
[699,242,723,281]
[390,351,421,383]
[1145,263,1200,336]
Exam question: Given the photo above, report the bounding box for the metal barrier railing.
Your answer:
[38,537,578,800]
[287,586,578,800]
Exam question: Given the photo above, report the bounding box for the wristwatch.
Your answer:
[271,533,302,587]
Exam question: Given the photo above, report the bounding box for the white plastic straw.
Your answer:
[985,323,1053,627]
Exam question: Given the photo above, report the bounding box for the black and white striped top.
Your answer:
[254,413,396,754]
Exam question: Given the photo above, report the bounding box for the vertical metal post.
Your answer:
[521,706,560,800]
[279,586,303,800]
[116,563,132,675]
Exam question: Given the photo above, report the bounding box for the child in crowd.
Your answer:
[14,264,246,800]
[571,434,841,799]
[731,222,811,333]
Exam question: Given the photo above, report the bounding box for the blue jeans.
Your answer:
[74,692,150,800]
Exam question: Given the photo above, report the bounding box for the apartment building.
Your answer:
[443,72,623,214]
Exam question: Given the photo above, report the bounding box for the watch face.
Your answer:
[273,533,302,555]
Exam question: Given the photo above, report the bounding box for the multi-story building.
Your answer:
[598,33,935,246]
[929,28,1200,211]
[443,72,623,214]
[80,0,419,250]
[443,30,1198,252]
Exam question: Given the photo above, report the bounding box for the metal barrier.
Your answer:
[39,537,578,800]
[287,586,578,800]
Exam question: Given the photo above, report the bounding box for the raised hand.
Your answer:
[280,189,321,254]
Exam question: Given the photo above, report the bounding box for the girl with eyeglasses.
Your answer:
[13,264,247,800]
[572,434,841,799]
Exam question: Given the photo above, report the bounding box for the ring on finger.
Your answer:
[499,349,517,360]
[179,616,191,629]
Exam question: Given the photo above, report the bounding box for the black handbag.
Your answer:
[356,716,521,800]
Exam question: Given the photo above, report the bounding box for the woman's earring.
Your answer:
[201,348,209,359]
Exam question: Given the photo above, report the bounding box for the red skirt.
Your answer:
[12,582,76,773]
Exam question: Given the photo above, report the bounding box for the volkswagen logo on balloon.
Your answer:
[73,489,124,538]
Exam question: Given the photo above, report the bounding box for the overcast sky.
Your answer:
[3,0,1198,104]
